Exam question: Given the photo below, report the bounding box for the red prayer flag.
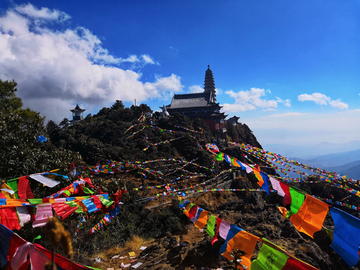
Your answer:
[211,217,222,245]
[52,203,78,220]
[280,182,291,206]
[0,208,21,231]
[17,176,34,199]
[91,195,102,210]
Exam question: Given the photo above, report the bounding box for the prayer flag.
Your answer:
[17,176,34,199]
[330,207,360,267]
[289,195,328,238]
[16,207,31,227]
[29,174,60,188]
[251,239,318,270]
[0,182,16,199]
[215,153,224,161]
[287,188,305,218]
[224,155,232,164]
[219,219,231,239]
[194,210,208,230]
[33,204,53,228]
[52,203,78,220]
[81,199,99,213]
[279,182,291,206]
[270,177,286,197]
[205,214,216,237]
[221,230,258,270]
[0,208,21,231]
[211,217,222,245]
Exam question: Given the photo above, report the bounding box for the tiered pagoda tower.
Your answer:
[165,66,227,133]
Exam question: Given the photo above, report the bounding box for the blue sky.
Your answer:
[0,0,359,149]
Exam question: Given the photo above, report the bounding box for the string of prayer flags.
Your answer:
[179,199,319,269]
[329,207,360,267]
[289,195,329,238]
[251,239,318,270]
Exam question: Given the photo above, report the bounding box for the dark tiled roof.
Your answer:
[167,92,214,109]
[70,104,85,112]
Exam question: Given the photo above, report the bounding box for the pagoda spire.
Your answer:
[204,65,216,103]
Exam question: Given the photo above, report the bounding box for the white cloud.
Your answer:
[298,92,348,110]
[189,85,203,93]
[15,3,71,22]
[141,54,158,65]
[276,97,291,107]
[245,110,360,145]
[329,99,349,110]
[0,4,182,122]
[267,112,307,117]
[222,88,289,112]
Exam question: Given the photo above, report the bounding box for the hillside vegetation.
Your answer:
[1,79,360,270]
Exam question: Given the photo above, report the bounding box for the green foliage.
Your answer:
[0,80,82,179]
[0,79,22,112]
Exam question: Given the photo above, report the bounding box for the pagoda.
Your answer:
[165,65,227,133]
[69,104,85,124]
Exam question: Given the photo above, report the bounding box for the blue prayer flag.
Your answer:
[0,223,14,267]
[82,199,98,213]
[260,172,270,195]
[330,207,360,267]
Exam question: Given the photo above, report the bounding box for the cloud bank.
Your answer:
[0,4,182,122]
[246,110,360,145]
[298,93,348,110]
[222,88,291,112]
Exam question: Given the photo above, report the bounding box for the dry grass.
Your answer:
[91,235,152,269]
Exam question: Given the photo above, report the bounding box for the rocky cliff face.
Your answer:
[225,121,262,149]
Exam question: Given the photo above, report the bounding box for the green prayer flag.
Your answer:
[6,179,19,199]
[205,214,216,237]
[65,201,78,208]
[28,199,43,205]
[99,196,114,207]
[215,153,224,161]
[287,187,305,218]
[63,190,71,196]
[82,186,94,194]
[251,240,289,270]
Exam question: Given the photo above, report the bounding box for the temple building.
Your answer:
[164,65,227,135]
[69,104,85,124]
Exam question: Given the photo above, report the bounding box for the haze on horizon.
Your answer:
[0,0,359,149]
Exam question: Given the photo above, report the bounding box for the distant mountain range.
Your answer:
[263,141,360,180]
[263,140,360,159]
